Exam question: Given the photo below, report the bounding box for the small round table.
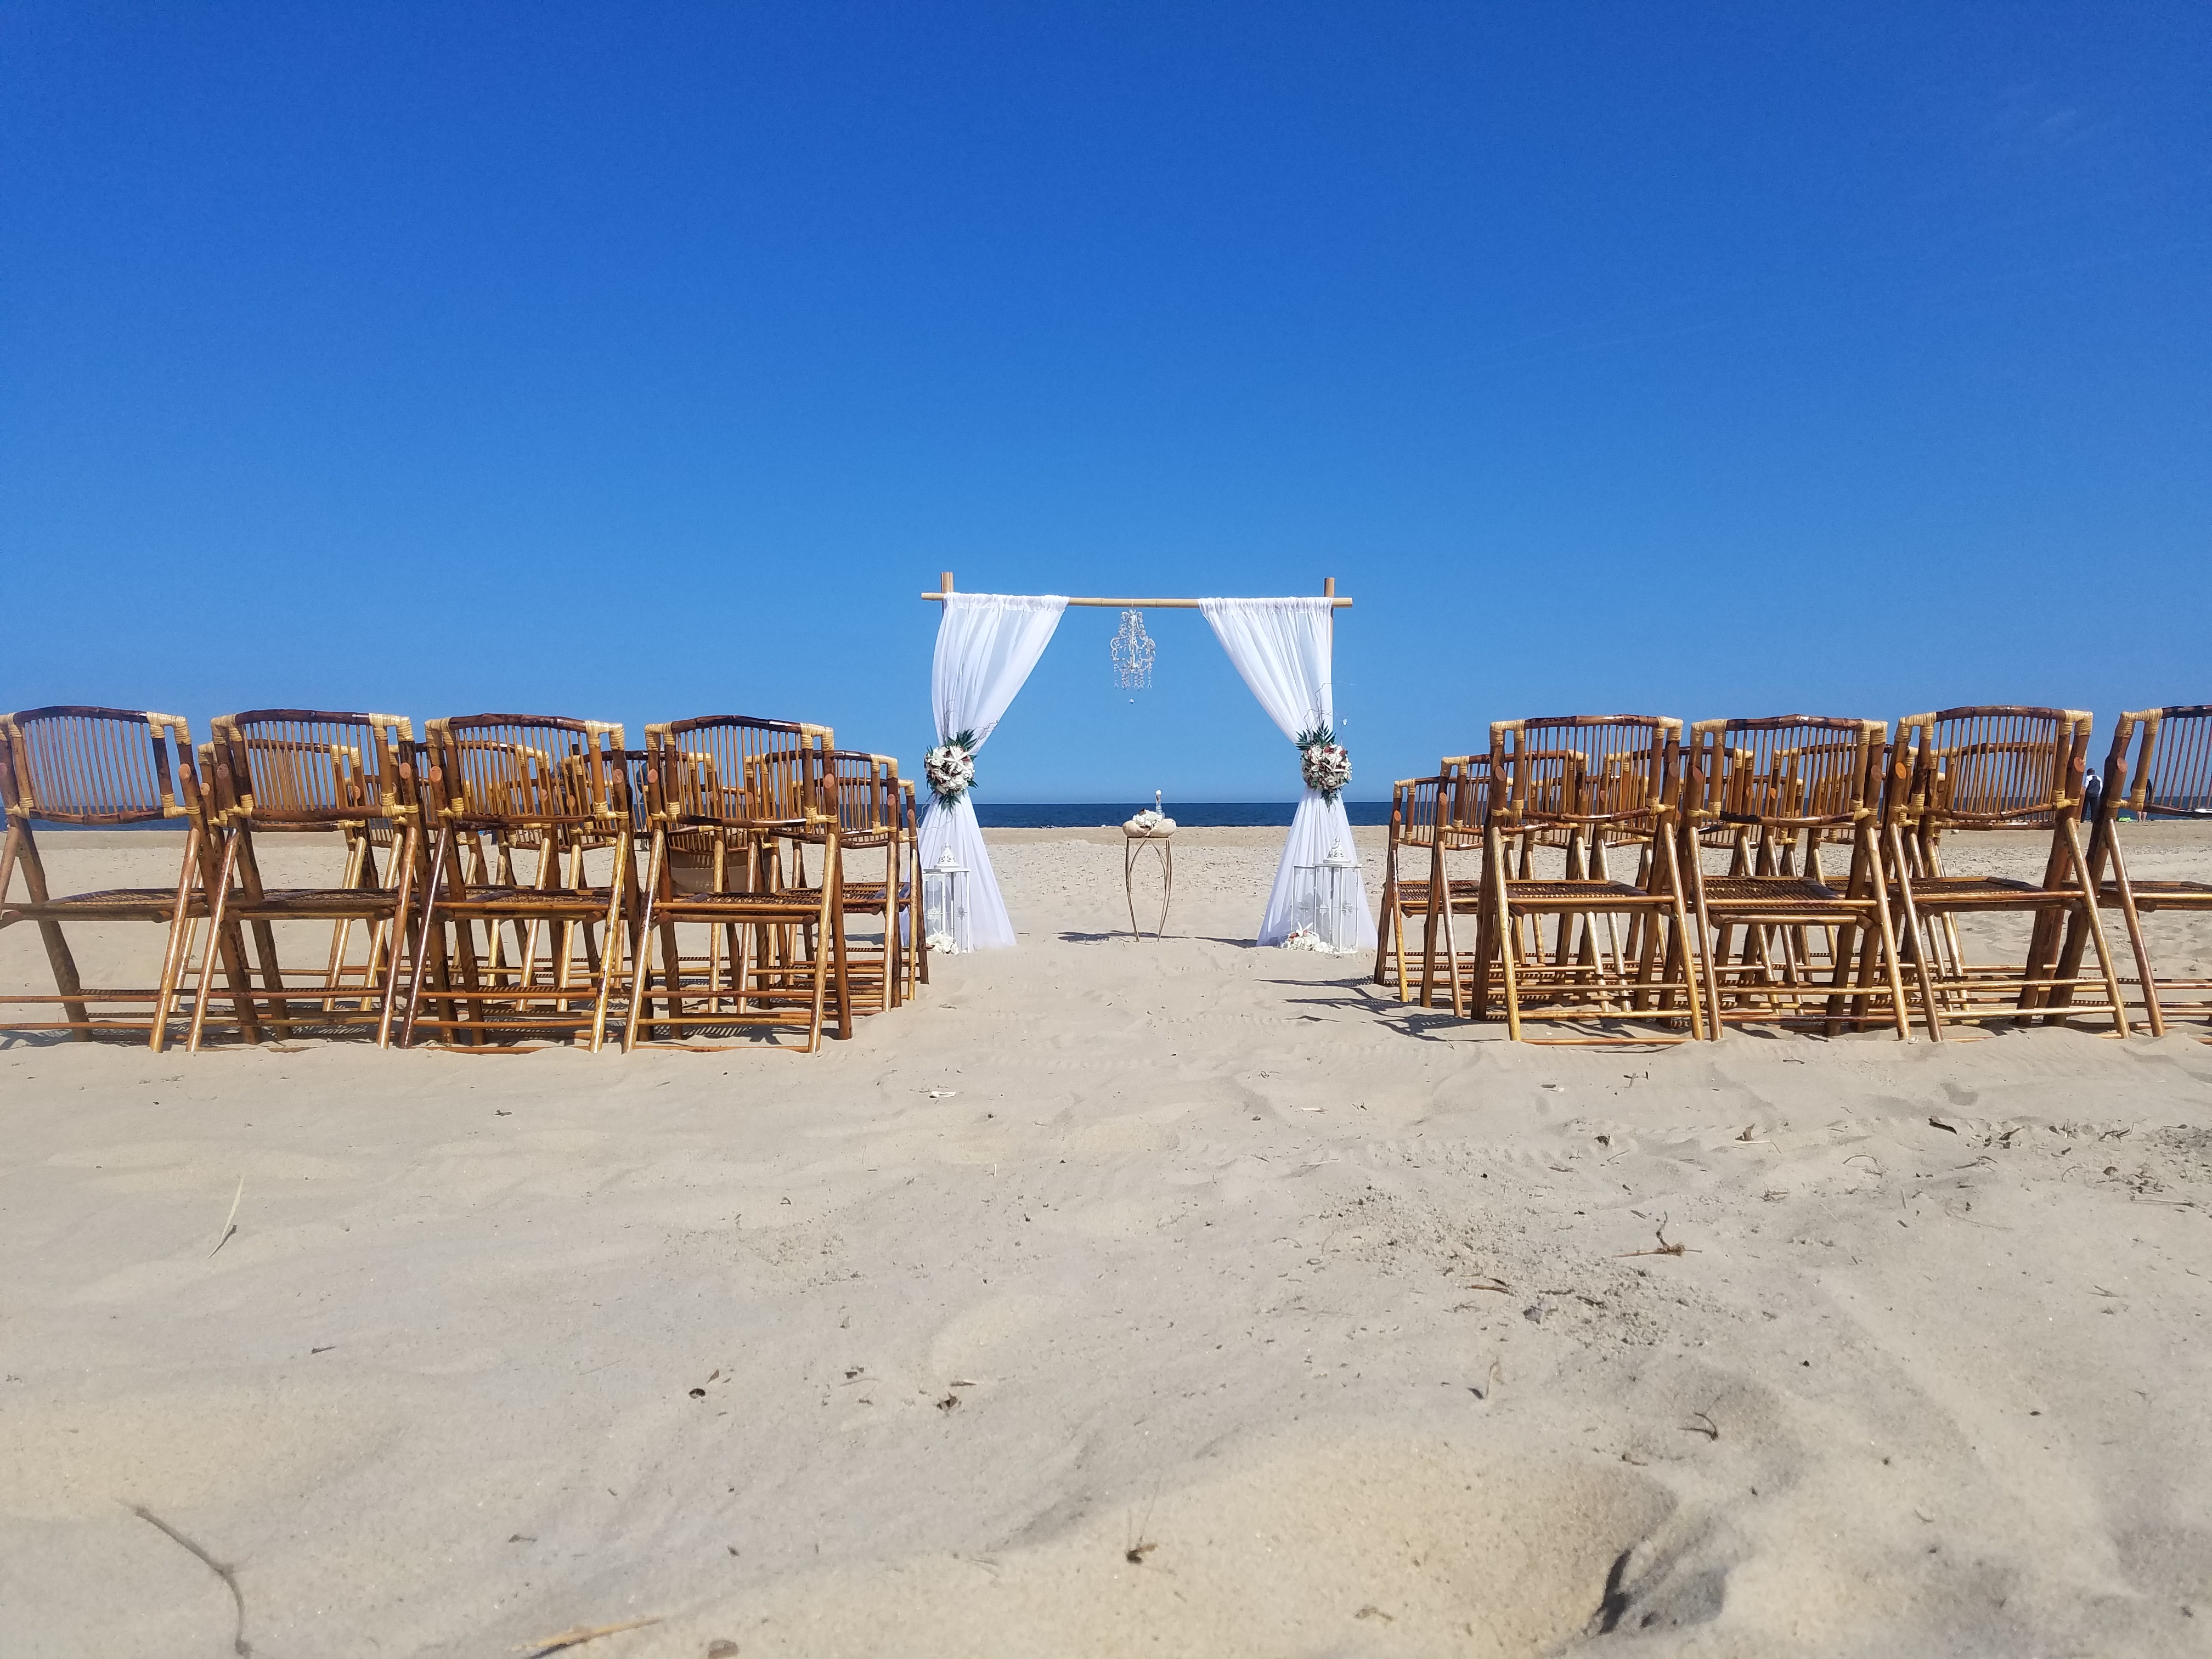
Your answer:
[1123,825,1176,940]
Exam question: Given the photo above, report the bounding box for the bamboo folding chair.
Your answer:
[815,749,911,1015]
[1885,707,2130,1039]
[1458,716,1707,1043]
[1373,769,1484,1000]
[1682,718,1911,1038]
[319,814,409,1005]
[184,712,424,1051]
[623,716,849,1051]
[399,715,636,1049]
[0,707,255,1046]
[898,775,928,992]
[2070,705,2212,1036]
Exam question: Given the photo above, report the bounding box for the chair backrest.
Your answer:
[644,715,832,827]
[1897,706,2091,830]
[2117,705,2212,819]
[210,710,415,827]
[424,715,627,829]
[1685,717,1885,830]
[1,706,193,825]
[1490,716,1681,830]
[825,751,901,835]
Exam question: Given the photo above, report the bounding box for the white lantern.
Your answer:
[922,845,969,953]
[1295,842,1362,952]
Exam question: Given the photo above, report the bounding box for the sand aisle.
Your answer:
[3,828,2210,1656]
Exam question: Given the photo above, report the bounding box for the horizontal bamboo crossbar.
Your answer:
[918,594,1352,608]
[921,571,1350,607]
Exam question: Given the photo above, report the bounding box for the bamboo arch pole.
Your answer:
[919,572,1352,608]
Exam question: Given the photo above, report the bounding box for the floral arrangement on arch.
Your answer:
[1295,724,1351,804]
[924,729,979,806]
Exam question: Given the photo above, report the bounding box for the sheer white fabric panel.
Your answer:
[916,593,1068,950]
[1199,597,1377,949]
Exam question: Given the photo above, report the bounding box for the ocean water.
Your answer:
[973,800,1391,828]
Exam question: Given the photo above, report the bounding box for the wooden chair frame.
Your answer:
[1683,718,1912,1037]
[1373,771,1483,1003]
[399,715,636,1049]
[2072,705,2212,1036]
[1884,707,2129,1039]
[0,707,257,1047]
[185,711,424,1051]
[1454,716,1707,1044]
[623,716,849,1051]
[817,749,911,1016]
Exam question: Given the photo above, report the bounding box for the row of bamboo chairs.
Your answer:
[1371,706,2212,1045]
[0,706,927,1052]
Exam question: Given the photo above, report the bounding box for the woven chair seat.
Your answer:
[1502,879,1665,908]
[1900,874,2067,910]
[234,888,404,916]
[3,888,204,921]
[652,889,823,916]
[2104,879,2212,910]
[1393,878,1483,903]
[439,885,617,913]
[1699,876,1849,909]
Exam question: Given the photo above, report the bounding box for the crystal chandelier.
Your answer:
[1110,608,1155,690]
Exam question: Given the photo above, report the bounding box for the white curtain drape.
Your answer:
[916,593,1068,950]
[1199,597,1377,949]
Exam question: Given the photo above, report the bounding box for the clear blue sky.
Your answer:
[4,3,2205,801]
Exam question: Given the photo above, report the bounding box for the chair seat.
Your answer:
[651,890,822,917]
[1700,875,1857,910]
[1391,879,1483,904]
[3,889,204,922]
[1503,879,1668,911]
[2106,879,2212,910]
[1902,875,2075,909]
[438,885,616,915]
[227,888,404,918]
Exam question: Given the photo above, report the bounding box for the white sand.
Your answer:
[3,826,2210,1656]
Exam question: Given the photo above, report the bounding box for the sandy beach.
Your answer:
[4,825,2210,1657]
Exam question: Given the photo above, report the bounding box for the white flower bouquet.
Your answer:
[1296,724,1351,804]
[924,729,979,806]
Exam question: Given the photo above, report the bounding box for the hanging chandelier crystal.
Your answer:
[1110,608,1155,690]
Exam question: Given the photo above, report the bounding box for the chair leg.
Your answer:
[2104,838,2165,1037]
[374,828,421,1049]
[623,832,667,1052]
[1888,826,1944,1041]
[1864,833,1912,1040]
[1658,833,1706,1041]
[2059,817,2128,1036]
[188,832,244,1054]
[149,822,205,1053]
[588,833,630,1053]
[399,828,452,1048]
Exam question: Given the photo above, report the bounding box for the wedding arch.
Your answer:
[915,572,1377,953]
